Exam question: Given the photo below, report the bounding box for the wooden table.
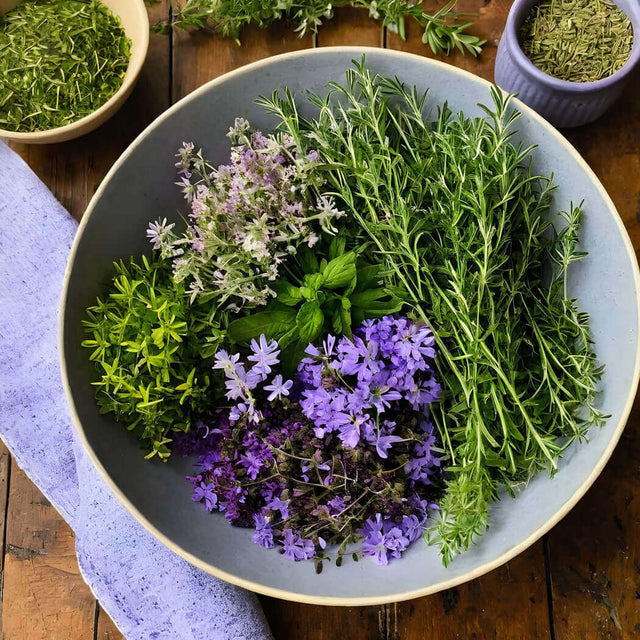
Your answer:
[3,1,640,638]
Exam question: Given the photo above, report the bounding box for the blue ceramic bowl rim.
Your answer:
[59,47,640,606]
[506,0,640,91]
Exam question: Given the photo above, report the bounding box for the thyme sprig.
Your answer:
[258,61,606,564]
[82,257,226,460]
[157,0,484,56]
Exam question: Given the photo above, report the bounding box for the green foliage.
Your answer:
[227,238,404,360]
[259,60,606,564]
[156,0,484,56]
[81,256,225,460]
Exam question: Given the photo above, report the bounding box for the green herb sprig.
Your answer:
[0,0,131,133]
[157,0,484,57]
[520,0,633,82]
[82,257,225,460]
[259,60,606,564]
[228,236,404,364]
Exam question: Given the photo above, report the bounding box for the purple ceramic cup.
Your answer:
[495,0,640,128]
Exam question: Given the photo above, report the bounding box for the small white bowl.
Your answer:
[0,0,149,144]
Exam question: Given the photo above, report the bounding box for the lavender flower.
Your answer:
[252,514,275,549]
[191,482,218,512]
[281,529,316,561]
[264,374,293,401]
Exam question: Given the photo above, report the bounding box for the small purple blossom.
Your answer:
[264,374,293,402]
[191,482,218,512]
[281,529,316,561]
[252,514,275,549]
[248,335,280,377]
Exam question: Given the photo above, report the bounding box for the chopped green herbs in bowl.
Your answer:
[0,0,148,143]
[61,49,640,604]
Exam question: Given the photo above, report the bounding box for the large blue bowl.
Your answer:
[60,48,640,605]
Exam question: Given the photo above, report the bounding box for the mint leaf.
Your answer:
[322,251,357,289]
[328,235,347,259]
[272,280,303,306]
[296,301,324,343]
[304,273,325,291]
[228,310,297,342]
[354,264,384,291]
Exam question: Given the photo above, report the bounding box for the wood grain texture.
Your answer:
[261,599,383,640]
[171,15,313,101]
[386,0,509,82]
[0,442,12,631]
[392,542,551,640]
[2,465,95,639]
[96,607,126,640]
[316,6,383,47]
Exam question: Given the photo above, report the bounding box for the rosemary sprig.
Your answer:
[157,0,484,57]
[0,0,131,133]
[258,60,606,564]
[520,0,633,82]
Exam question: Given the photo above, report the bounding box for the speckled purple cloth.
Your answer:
[0,141,273,640]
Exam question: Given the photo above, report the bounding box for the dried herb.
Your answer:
[156,0,484,57]
[0,0,131,132]
[520,0,633,82]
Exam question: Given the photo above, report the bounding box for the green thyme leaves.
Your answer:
[520,0,633,82]
[0,0,131,132]
[82,257,225,460]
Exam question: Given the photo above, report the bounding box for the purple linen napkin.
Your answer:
[0,141,274,640]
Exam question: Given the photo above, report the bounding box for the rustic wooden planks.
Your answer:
[171,14,313,101]
[385,0,508,82]
[0,442,12,631]
[316,6,383,47]
[392,543,551,640]
[96,607,126,640]
[2,465,95,639]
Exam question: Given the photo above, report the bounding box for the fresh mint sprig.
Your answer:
[228,237,404,363]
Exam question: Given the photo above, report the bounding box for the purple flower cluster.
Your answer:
[298,316,441,480]
[214,335,293,425]
[359,496,437,565]
[184,318,443,567]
